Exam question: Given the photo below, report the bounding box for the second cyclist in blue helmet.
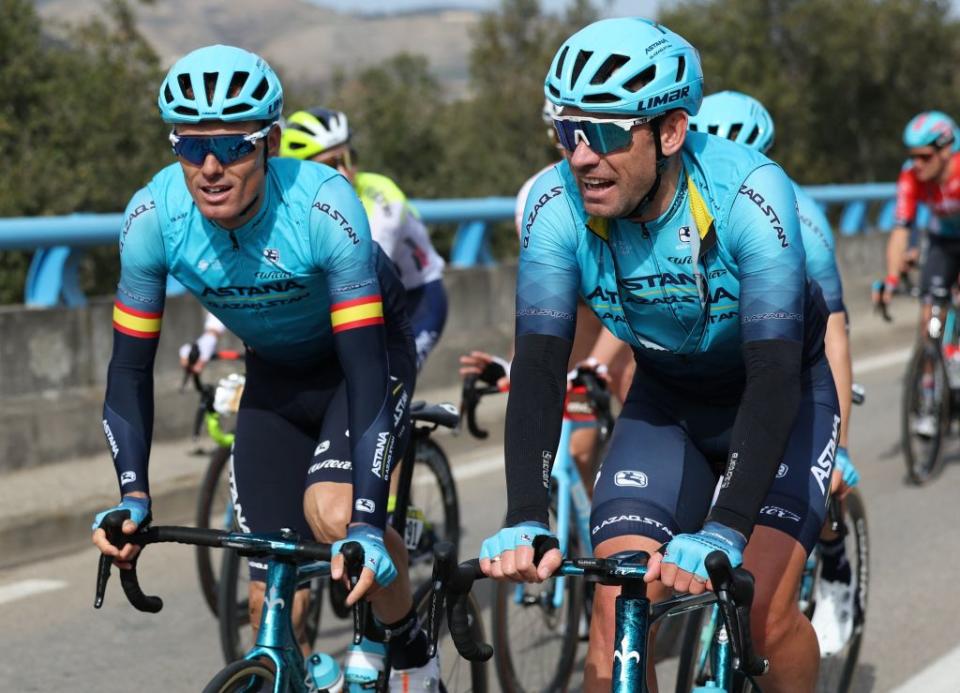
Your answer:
[691,90,860,656]
[92,45,441,688]
[480,18,837,691]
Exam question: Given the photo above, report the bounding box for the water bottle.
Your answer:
[307,652,344,692]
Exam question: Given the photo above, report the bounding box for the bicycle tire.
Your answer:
[815,488,869,693]
[491,502,581,693]
[217,548,325,664]
[411,437,461,554]
[901,342,951,484]
[195,444,233,617]
[413,580,488,692]
[674,604,714,693]
[202,657,275,692]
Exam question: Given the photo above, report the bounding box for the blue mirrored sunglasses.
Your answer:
[169,124,273,165]
[552,115,651,155]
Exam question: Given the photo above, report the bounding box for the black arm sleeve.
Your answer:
[103,331,159,496]
[503,333,572,527]
[707,339,802,539]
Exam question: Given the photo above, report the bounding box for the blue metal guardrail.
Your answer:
[0,184,928,308]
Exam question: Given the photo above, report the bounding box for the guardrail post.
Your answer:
[25,246,87,308]
[450,220,492,267]
[839,200,867,236]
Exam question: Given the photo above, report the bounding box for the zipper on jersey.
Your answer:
[229,230,239,251]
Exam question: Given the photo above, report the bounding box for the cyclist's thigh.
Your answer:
[232,355,337,581]
[919,234,960,302]
[590,388,716,551]
[406,279,448,368]
[756,360,841,554]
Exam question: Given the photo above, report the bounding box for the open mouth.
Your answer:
[200,184,232,202]
[582,177,615,193]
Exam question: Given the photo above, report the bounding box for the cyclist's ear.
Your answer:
[659,110,688,158]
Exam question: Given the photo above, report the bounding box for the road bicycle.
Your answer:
[95,402,486,692]
[460,369,683,692]
[216,400,463,663]
[426,541,766,693]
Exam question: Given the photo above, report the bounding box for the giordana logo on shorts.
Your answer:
[614,470,648,488]
[811,414,841,495]
[592,514,674,537]
[308,459,351,475]
[314,440,330,457]
[759,505,801,523]
[120,471,137,486]
[776,463,788,479]
[102,419,119,458]
[355,498,376,514]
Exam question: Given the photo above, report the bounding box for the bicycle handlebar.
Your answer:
[427,539,767,678]
[458,374,502,439]
[93,511,349,617]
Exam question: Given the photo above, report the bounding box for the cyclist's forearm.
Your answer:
[886,227,910,278]
[103,332,159,496]
[504,334,571,526]
[708,339,802,539]
[334,322,396,530]
[824,311,852,448]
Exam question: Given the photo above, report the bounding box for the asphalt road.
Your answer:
[1,348,959,691]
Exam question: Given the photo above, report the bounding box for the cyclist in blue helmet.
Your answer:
[91,45,440,689]
[480,18,837,691]
[691,90,860,656]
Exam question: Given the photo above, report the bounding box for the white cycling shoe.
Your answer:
[913,413,938,438]
[389,653,441,692]
[810,577,855,657]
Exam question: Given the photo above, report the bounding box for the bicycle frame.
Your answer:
[241,557,331,693]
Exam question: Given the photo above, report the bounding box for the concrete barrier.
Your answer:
[0,230,916,475]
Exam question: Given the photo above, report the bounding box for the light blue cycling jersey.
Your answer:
[793,183,845,315]
[517,131,829,396]
[118,158,394,365]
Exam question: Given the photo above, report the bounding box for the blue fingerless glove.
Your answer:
[661,521,746,581]
[835,446,859,488]
[92,496,151,531]
[479,522,553,561]
[333,524,397,589]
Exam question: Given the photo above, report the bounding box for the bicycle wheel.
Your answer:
[196,445,233,616]
[901,342,951,484]
[413,581,488,692]
[815,489,869,693]
[491,503,581,693]
[202,657,275,692]
[674,604,717,692]
[217,550,325,663]
[407,439,461,585]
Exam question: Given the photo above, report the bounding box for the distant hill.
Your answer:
[34,0,481,93]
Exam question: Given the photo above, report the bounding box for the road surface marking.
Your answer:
[0,579,67,605]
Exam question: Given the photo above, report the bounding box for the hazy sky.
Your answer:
[307,1,660,17]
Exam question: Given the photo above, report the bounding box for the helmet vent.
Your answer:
[571,50,593,87]
[222,104,250,115]
[177,73,194,99]
[555,46,569,79]
[228,71,250,98]
[728,123,743,141]
[203,72,219,105]
[174,105,199,117]
[707,125,719,135]
[675,56,686,82]
[163,84,174,105]
[689,123,699,132]
[591,54,629,85]
[288,141,306,150]
[251,76,269,100]
[582,93,620,104]
[744,125,759,145]
[548,84,561,99]
[624,66,656,93]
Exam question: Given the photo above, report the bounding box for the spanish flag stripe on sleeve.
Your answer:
[113,301,162,339]
[330,295,384,333]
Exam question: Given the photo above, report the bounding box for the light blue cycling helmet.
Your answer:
[158,45,283,125]
[903,111,957,150]
[544,17,703,117]
[688,90,775,154]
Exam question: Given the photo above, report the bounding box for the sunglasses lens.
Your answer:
[552,120,635,154]
[173,135,257,165]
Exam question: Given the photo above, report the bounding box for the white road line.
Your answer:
[853,347,912,375]
[890,643,960,692]
[0,579,67,606]
[450,455,503,482]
